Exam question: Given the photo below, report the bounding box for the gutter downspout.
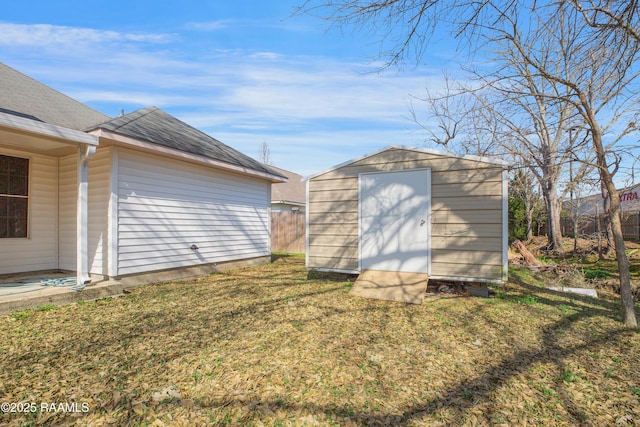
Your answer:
[75,143,97,290]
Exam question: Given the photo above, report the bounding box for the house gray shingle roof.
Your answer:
[1,63,284,179]
[269,165,305,204]
[91,107,286,178]
[0,62,110,130]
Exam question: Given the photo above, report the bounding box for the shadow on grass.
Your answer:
[165,262,637,425]
[159,306,634,425]
[306,269,358,283]
[3,257,638,426]
[271,252,304,262]
[506,265,627,319]
[193,310,636,427]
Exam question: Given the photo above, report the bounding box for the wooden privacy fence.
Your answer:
[271,210,306,254]
[561,212,640,241]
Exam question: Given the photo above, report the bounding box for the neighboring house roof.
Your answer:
[90,106,286,180]
[0,62,110,130]
[269,165,306,205]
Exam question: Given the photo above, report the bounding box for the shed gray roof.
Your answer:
[304,145,510,181]
[91,107,286,178]
[0,62,110,130]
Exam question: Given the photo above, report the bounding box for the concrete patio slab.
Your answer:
[0,277,124,316]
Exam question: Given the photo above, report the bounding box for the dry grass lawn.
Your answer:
[1,254,639,426]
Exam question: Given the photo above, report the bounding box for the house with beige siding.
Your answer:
[305,146,509,288]
[0,63,285,289]
[269,165,306,212]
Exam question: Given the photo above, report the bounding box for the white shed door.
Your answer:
[359,169,431,273]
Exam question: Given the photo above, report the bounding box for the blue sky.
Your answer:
[0,0,457,177]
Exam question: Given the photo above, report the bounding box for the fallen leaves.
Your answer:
[0,255,638,426]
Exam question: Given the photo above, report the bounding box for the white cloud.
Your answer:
[248,51,282,60]
[212,127,429,177]
[0,21,442,175]
[184,20,233,31]
[0,22,173,47]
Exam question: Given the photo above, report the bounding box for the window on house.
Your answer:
[0,155,29,238]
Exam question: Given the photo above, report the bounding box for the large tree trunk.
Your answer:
[526,207,534,241]
[524,196,534,241]
[608,202,636,326]
[601,184,614,254]
[542,182,564,251]
[591,127,637,327]
[596,205,604,260]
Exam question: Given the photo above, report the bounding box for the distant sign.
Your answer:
[620,188,639,203]
[571,184,640,215]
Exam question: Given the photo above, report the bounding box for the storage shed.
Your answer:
[305,146,509,302]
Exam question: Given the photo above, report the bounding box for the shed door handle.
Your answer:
[420,219,426,226]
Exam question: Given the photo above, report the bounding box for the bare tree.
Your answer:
[410,78,500,158]
[296,0,525,69]
[417,74,590,252]
[568,0,640,42]
[260,141,272,165]
[564,171,599,255]
[431,2,638,323]
[510,167,543,241]
[298,0,640,326]
[478,86,576,252]
[496,4,639,325]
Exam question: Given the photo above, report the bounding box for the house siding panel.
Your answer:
[0,147,58,274]
[58,154,75,270]
[307,147,506,282]
[87,148,112,276]
[58,148,111,275]
[116,149,270,276]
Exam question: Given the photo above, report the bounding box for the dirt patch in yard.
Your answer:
[0,254,639,426]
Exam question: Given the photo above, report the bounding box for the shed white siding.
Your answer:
[0,147,58,274]
[116,149,271,276]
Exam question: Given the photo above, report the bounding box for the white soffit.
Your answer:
[0,112,98,146]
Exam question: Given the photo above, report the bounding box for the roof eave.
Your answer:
[91,129,287,183]
[0,111,98,146]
